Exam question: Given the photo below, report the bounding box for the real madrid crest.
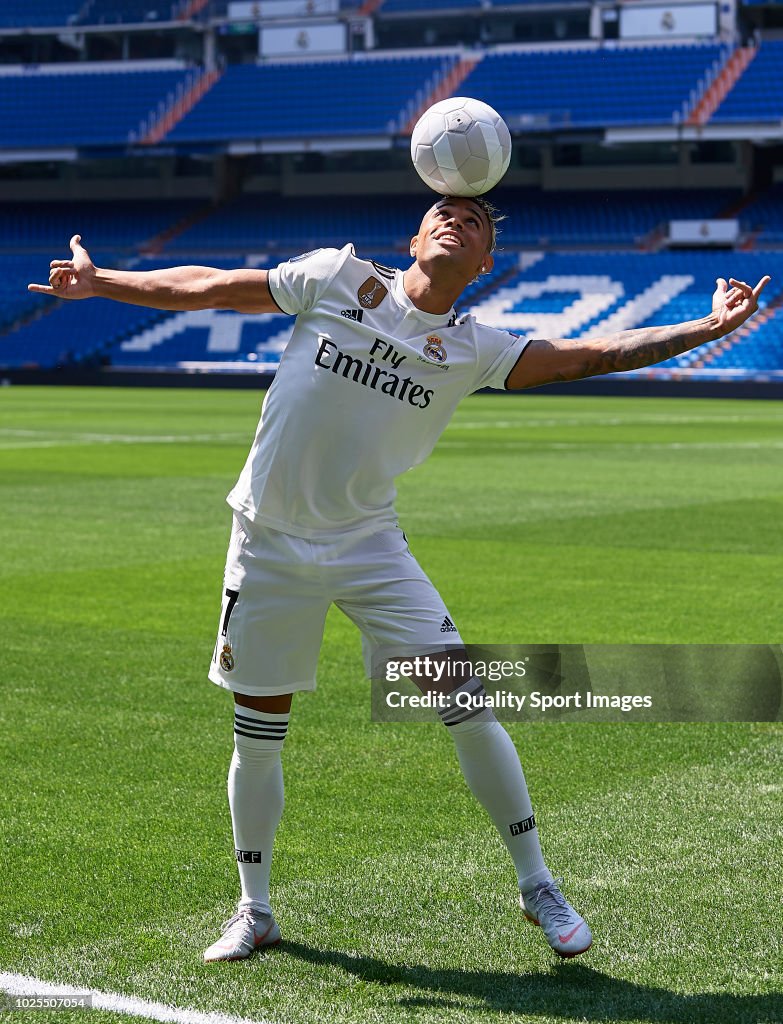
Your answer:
[220,643,235,672]
[423,335,447,363]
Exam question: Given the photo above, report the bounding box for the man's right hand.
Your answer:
[26,243,278,313]
[28,235,96,300]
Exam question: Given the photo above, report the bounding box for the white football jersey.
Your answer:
[227,245,528,538]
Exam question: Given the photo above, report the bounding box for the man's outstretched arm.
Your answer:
[506,275,771,390]
[27,235,279,315]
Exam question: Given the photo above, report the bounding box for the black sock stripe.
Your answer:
[440,708,467,724]
[233,720,289,732]
[234,729,289,741]
[234,727,289,741]
[234,712,289,729]
[442,704,488,727]
[437,685,486,719]
[440,708,476,725]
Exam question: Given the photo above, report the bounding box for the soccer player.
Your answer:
[30,197,769,962]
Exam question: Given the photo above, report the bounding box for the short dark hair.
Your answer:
[466,194,506,254]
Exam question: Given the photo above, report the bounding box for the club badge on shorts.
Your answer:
[220,643,235,672]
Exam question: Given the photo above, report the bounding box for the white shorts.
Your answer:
[208,515,463,696]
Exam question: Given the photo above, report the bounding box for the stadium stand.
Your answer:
[710,39,783,122]
[0,1,80,28]
[497,189,741,246]
[0,256,50,335]
[0,253,229,370]
[113,311,289,370]
[382,0,587,7]
[0,1,180,26]
[465,249,783,375]
[741,184,783,242]
[0,43,742,153]
[382,0,481,9]
[0,295,169,369]
[162,189,743,252]
[0,66,190,149]
[1,200,203,251]
[703,320,783,373]
[183,0,362,11]
[167,194,434,251]
[166,55,459,142]
[83,0,179,24]
[459,44,723,127]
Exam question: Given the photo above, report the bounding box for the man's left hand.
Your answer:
[712,275,771,337]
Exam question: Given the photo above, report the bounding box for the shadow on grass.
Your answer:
[279,941,780,1024]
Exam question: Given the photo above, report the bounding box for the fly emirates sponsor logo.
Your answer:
[314,335,435,409]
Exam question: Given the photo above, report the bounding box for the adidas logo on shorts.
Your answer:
[440,616,457,633]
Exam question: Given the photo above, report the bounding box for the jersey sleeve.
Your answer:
[470,324,530,392]
[267,245,353,315]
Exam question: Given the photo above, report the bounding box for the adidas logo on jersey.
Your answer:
[440,616,458,633]
[341,308,364,322]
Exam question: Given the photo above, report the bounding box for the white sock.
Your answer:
[228,705,289,916]
[441,681,552,891]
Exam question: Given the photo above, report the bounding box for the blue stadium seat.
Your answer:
[167,55,457,142]
[494,189,740,245]
[382,0,479,9]
[163,188,741,252]
[82,0,177,24]
[0,1,79,28]
[0,44,731,150]
[0,68,190,148]
[712,41,783,122]
[168,194,432,250]
[459,44,723,128]
[461,249,782,375]
[741,184,783,243]
[0,255,51,334]
[0,200,203,251]
[0,297,171,369]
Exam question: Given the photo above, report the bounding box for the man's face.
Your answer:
[410,197,494,281]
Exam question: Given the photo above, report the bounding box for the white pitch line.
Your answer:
[438,440,783,451]
[449,415,783,429]
[0,431,248,450]
[0,972,274,1024]
[6,436,780,452]
[0,430,247,441]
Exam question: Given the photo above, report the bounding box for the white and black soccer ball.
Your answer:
[410,97,512,197]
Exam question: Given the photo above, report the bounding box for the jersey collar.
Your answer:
[393,269,456,328]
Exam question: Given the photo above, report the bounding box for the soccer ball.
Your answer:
[410,97,512,197]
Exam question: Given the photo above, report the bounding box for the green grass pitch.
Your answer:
[0,386,781,1024]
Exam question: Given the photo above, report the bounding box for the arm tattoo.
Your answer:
[575,319,719,380]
